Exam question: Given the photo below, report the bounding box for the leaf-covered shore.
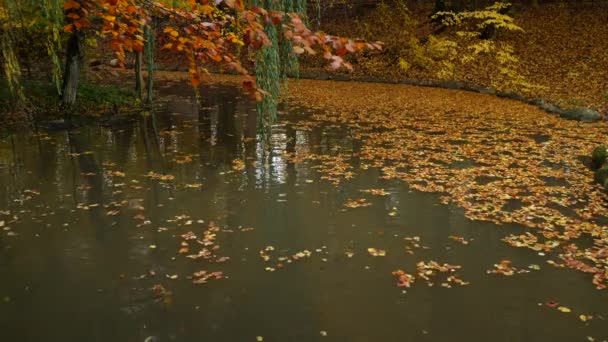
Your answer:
[303,4,608,112]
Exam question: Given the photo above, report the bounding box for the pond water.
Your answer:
[0,82,607,342]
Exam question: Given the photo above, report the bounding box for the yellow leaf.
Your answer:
[367,248,386,257]
[232,159,245,171]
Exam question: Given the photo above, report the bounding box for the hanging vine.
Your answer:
[41,0,64,96]
[0,0,26,109]
[315,0,321,29]
[294,0,307,22]
[279,0,295,84]
[251,0,281,145]
[250,0,308,144]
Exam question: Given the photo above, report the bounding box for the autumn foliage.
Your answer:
[59,0,380,99]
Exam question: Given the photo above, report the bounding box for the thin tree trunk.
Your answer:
[145,24,154,104]
[135,51,145,100]
[433,0,445,13]
[61,30,84,106]
[531,0,539,9]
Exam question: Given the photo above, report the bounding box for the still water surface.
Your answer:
[0,82,606,341]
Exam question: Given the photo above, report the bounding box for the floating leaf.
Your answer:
[367,248,386,257]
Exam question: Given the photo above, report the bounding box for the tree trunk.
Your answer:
[145,25,154,104]
[135,51,145,100]
[531,0,539,9]
[61,30,84,106]
[433,0,445,13]
[481,1,510,39]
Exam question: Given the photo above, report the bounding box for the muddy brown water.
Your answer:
[0,82,606,342]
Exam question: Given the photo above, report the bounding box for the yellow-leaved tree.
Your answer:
[421,2,540,93]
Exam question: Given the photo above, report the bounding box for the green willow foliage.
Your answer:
[0,0,25,106]
[1,26,24,104]
[249,0,306,143]
[279,0,296,84]
[1,0,63,109]
[41,0,64,96]
[315,0,320,29]
[253,0,280,143]
[294,0,307,19]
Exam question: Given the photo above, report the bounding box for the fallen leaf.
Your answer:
[367,248,386,257]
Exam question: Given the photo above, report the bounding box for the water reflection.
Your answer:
[0,82,607,342]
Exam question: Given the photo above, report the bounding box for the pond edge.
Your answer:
[293,71,604,123]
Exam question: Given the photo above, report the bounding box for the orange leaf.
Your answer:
[191,77,201,87]
[133,41,144,52]
[64,1,80,10]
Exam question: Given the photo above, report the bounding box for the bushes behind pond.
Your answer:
[0,79,135,126]
[592,144,608,190]
[592,145,608,168]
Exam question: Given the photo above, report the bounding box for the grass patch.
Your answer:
[0,78,136,124]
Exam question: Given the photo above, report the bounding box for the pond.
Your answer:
[0,80,607,342]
